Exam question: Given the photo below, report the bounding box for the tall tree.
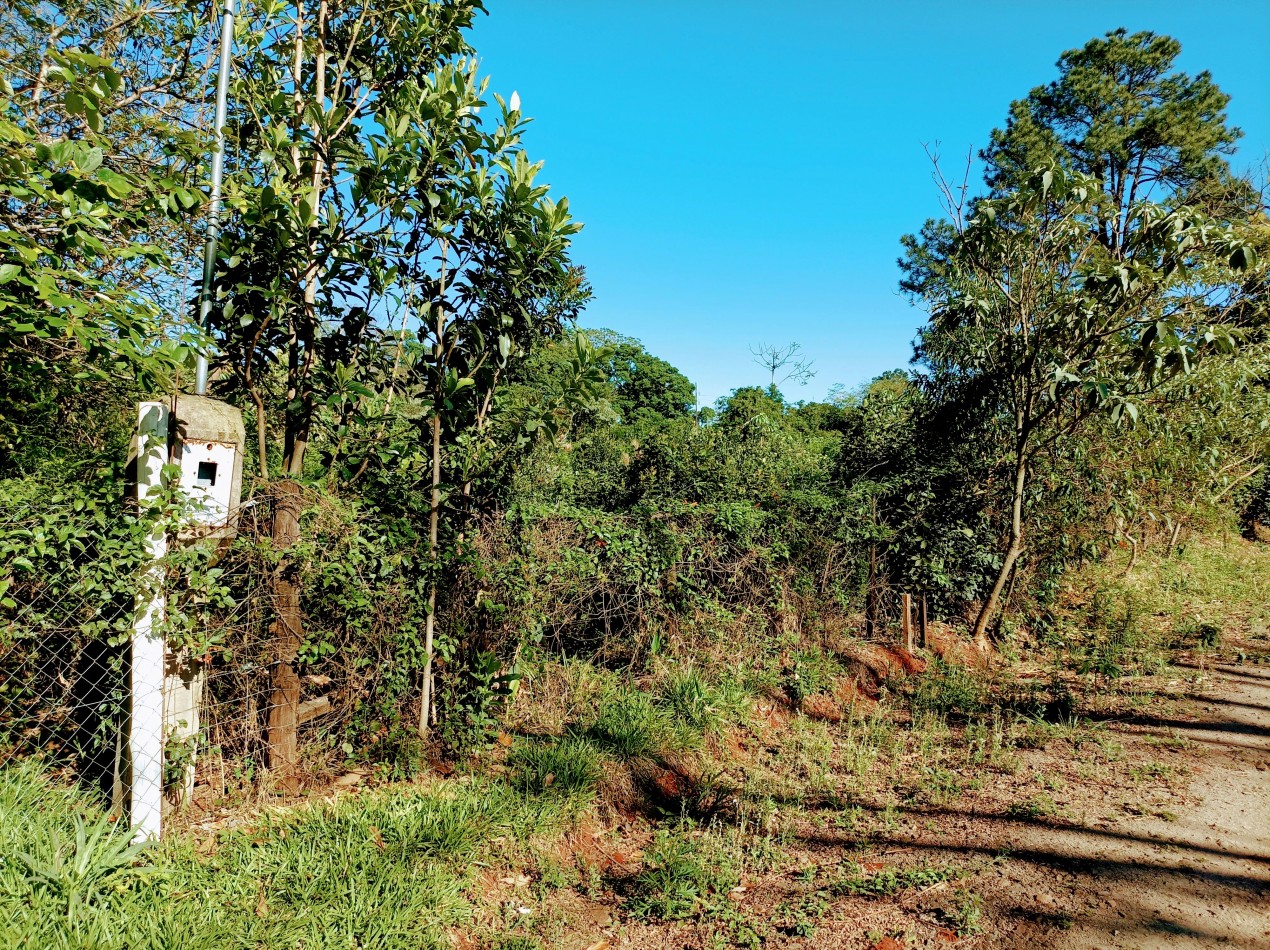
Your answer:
[982,29,1241,258]
[206,1,585,766]
[904,33,1262,648]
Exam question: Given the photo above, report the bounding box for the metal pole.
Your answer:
[195,0,237,396]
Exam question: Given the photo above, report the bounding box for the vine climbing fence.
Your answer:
[0,492,285,807]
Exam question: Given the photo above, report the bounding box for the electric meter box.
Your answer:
[171,395,246,539]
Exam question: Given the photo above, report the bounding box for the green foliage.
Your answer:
[625,819,774,923]
[3,7,1268,821]
[907,659,989,718]
[983,29,1240,205]
[657,667,748,736]
[507,735,603,798]
[902,28,1261,638]
[584,689,679,758]
[830,861,962,897]
[0,56,200,470]
[0,763,573,950]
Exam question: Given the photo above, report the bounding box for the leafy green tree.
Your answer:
[982,29,1240,253]
[0,54,198,475]
[203,1,586,759]
[591,330,695,426]
[904,31,1262,647]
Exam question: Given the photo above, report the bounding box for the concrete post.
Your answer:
[129,402,169,842]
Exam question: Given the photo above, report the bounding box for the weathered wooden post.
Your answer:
[919,594,928,649]
[902,592,914,652]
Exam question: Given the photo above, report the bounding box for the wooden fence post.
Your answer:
[919,594,928,649]
[902,592,913,652]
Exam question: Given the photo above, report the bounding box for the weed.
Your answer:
[908,659,987,718]
[944,888,984,937]
[12,813,154,924]
[585,689,678,757]
[1004,794,1058,821]
[627,829,728,920]
[831,860,962,896]
[495,938,541,950]
[907,766,963,807]
[626,818,776,924]
[1128,760,1181,783]
[784,648,843,705]
[507,736,603,798]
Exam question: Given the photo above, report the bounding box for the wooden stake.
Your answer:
[919,594,928,649]
[902,593,913,652]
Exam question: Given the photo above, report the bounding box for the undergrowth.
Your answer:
[0,762,579,950]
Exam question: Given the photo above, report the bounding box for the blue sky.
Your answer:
[469,1,1270,406]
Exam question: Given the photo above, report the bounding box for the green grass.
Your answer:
[656,665,749,736]
[626,818,778,923]
[907,658,988,718]
[0,762,573,950]
[1079,536,1270,665]
[830,860,963,897]
[583,688,682,757]
[507,735,604,798]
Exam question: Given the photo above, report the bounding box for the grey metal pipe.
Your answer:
[195,0,237,396]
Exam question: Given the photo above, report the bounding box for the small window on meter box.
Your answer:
[180,441,236,524]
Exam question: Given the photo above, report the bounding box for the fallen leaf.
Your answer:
[496,732,514,747]
[543,772,555,787]
[582,942,609,950]
[255,885,268,919]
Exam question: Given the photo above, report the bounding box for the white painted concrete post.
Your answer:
[130,401,169,842]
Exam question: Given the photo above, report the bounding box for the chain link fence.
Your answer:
[0,492,283,807]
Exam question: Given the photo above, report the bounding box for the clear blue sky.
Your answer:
[469,1,1270,406]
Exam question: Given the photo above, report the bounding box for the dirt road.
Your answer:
[540,663,1270,949]
[1041,663,1270,949]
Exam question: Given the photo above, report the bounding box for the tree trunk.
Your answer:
[418,411,442,739]
[972,457,1027,650]
[865,541,879,639]
[266,480,304,776]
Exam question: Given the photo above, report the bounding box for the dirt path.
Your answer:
[599,663,1270,950]
[890,662,1270,950]
[530,662,1270,950]
[1038,663,1270,949]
